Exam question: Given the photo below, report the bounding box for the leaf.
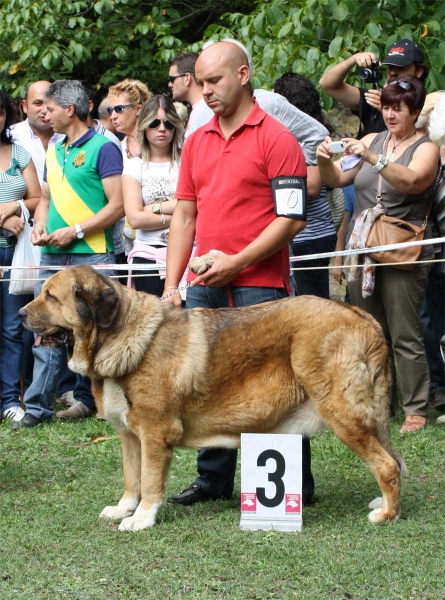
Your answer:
[328,36,343,58]
[266,4,285,26]
[333,3,349,21]
[277,21,292,38]
[253,12,264,33]
[367,23,381,39]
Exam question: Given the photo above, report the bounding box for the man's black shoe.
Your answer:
[11,413,44,430]
[167,483,211,506]
[167,483,232,506]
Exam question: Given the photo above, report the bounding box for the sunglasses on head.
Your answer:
[389,80,414,91]
[167,73,190,83]
[107,103,135,115]
[148,119,176,131]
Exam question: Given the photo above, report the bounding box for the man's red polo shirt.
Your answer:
[176,100,307,289]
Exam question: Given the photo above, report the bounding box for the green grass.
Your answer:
[1,409,444,600]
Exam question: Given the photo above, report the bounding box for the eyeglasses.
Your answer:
[147,119,176,131]
[167,73,190,83]
[107,103,135,115]
[389,80,414,91]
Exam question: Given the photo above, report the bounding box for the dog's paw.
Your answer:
[118,502,162,532]
[100,498,138,521]
[368,507,400,523]
[368,497,383,510]
[188,255,214,275]
[118,515,154,532]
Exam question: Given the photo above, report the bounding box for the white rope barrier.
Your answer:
[1,236,444,282]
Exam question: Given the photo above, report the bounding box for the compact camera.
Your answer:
[329,140,346,154]
[359,61,383,85]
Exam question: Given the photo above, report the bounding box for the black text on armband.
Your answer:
[270,176,307,220]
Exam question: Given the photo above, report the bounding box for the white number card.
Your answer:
[240,433,303,532]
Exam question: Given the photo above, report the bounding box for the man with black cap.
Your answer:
[320,38,428,135]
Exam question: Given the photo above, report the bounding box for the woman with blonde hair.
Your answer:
[107,79,151,161]
[123,95,184,296]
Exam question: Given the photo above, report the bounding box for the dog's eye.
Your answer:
[46,290,58,302]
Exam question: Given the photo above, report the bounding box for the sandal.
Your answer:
[399,415,427,434]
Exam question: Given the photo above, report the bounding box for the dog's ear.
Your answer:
[74,283,120,329]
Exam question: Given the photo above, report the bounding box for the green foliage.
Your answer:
[198,0,445,109]
[1,0,445,105]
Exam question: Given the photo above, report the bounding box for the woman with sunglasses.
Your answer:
[317,76,440,433]
[107,79,151,162]
[123,95,184,296]
[0,90,40,422]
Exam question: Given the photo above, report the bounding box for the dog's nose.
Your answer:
[18,307,27,322]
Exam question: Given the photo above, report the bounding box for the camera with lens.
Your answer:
[359,61,382,85]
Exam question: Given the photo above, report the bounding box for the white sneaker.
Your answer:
[437,415,445,424]
[2,406,25,422]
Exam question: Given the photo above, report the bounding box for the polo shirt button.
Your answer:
[231,136,234,139]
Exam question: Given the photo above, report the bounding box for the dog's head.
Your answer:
[19,265,120,374]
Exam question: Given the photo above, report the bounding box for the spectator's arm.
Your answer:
[319,53,377,111]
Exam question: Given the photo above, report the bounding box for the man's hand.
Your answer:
[363,88,382,112]
[160,287,183,308]
[353,52,377,68]
[46,226,77,249]
[190,250,242,288]
[31,222,49,246]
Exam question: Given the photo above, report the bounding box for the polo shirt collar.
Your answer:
[61,126,96,148]
[204,99,265,135]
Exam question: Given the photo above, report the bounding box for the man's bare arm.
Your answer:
[319,53,377,111]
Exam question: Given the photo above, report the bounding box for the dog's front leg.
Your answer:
[100,430,141,521]
[119,434,173,532]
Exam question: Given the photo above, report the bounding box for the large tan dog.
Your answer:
[19,265,404,531]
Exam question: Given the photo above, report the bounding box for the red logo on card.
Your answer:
[241,492,257,512]
[285,494,301,514]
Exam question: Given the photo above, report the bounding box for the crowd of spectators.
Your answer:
[0,37,443,481]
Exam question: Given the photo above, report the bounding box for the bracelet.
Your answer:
[163,286,178,291]
[15,201,21,216]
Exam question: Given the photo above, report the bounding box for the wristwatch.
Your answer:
[75,223,85,239]
[151,203,161,214]
[372,154,388,172]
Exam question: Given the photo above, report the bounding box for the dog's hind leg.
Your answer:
[100,430,141,521]
[118,432,174,532]
[319,415,401,523]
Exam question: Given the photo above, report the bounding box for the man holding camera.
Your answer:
[320,39,428,135]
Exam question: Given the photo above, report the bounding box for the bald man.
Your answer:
[164,41,315,507]
[11,81,64,184]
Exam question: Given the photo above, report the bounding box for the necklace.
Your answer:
[387,131,417,162]
[126,147,141,159]
[126,145,141,159]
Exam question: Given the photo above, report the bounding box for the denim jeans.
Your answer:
[186,284,314,503]
[0,246,33,413]
[23,252,115,420]
[292,234,337,299]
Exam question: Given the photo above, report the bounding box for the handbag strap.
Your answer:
[375,132,391,204]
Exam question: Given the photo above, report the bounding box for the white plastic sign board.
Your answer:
[240,433,303,532]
